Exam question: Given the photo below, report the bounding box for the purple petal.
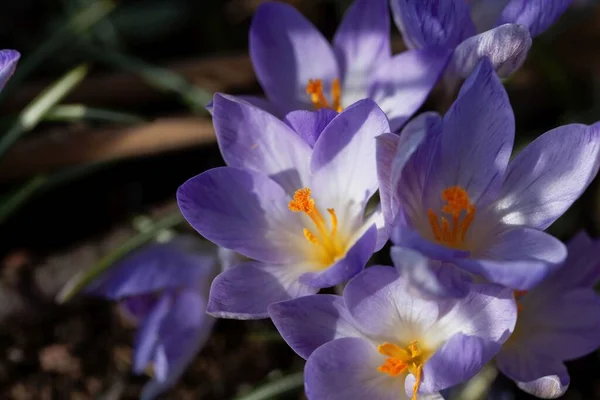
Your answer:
[119,294,160,324]
[333,0,390,85]
[305,337,405,400]
[206,261,316,319]
[515,372,570,399]
[395,112,443,224]
[538,231,600,292]
[369,49,451,132]
[268,294,365,359]
[375,132,400,236]
[177,167,305,264]
[249,2,338,112]
[311,99,390,209]
[133,294,172,374]
[495,123,600,231]
[299,225,377,289]
[232,94,284,118]
[425,59,514,209]
[469,0,512,32]
[416,334,499,393]
[284,108,338,148]
[85,238,217,299]
[498,0,573,37]
[0,49,20,91]
[497,352,570,394]
[343,266,439,338]
[514,289,600,362]
[448,24,532,80]
[457,227,567,289]
[390,246,473,299]
[140,290,215,400]
[390,0,476,49]
[212,93,311,193]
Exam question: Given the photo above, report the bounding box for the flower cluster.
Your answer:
[175,0,600,398]
[73,0,600,399]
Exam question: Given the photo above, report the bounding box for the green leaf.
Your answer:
[234,372,304,400]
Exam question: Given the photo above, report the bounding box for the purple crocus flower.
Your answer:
[496,231,600,398]
[0,49,20,90]
[248,0,451,131]
[85,237,219,400]
[390,0,572,82]
[268,266,516,399]
[377,58,600,297]
[177,97,390,319]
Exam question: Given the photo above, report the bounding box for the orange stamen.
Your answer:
[377,341,425,400]
[514,290,528,312]
[428,186,476,249]
[305,78,343,112]
[289,188,341,265]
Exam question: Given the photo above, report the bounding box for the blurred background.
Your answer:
[0,0,600,398]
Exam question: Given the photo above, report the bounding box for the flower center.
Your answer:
[377,341,426,400]
[306,78,343,112]
[288,188,344,267]
[514,290,527,312]
[427,186,476,249]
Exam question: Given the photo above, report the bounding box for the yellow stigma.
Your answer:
[377,341,426,400]
[288,188,344,267]
[306,78,343,112]
[427,186,476,249]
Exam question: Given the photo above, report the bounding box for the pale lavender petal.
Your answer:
[177,167,305,264]
[133,294,172,374]
[333,0,390,90]
[425,59,514,210]
[85,239,217,299]
[369,49,451,132]
[305,337,405,400]
[498,0,573,37]
[515,289,600,361]
[376,115,432,235]
[497,352,569,392]
[376,132,400,237]
[448,24,532,80]
[268,294,365,359]
[0,50,20,90]
[299,225,377,289]
[311,99,389,209]
[495,123,600,230]
[469,0,512,32]
[284,108,338,148]
[249,2,339,112]
[344,266,439,338]
[212,93,311,193]
[234,94,284,118]
[515,372,570,399]
[395,112,443,224]
[391,246,473,299]
[141,290,215,399]
[539,231,600,292]
[206,261,316,319]
[390,0,476,49]
[415,334,499,393]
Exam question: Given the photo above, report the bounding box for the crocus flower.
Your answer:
[177,97,389,319]
[377,58,600,297]
[85,237,219,400]
[496,231,600,398]
[0,49,20,90]
[268,266,517,400]
[248,0,451,131]
[390,0,572,82]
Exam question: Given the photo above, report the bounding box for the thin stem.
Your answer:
[0,64,89,160]
[45,104,145,124]
[233,372,304,400]
[0,175,48,224]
